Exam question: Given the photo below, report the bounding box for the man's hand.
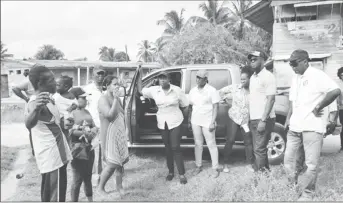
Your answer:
[188,122,192,132]
[257,120,266,133]
[34,92,50,110]
[312,106,324,117]
[209,122,216,132]
[25,97,30,103]
[284,119,290,132]
[326,121,336,135]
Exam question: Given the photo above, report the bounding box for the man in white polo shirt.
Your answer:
[248,50,276,172]
[189,70,221,178]
[284,49,341,201]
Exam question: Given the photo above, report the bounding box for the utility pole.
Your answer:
[125,45,128,62]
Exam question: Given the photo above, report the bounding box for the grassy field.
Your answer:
[7,147,343,201]
[1,145,23,181]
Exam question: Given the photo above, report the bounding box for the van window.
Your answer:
[143,71,182,88]
[188,69,232,92]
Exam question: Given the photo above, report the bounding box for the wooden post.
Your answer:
[86,66,89,85]
[77,67,81,86]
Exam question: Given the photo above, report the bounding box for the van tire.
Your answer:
[268,122,287,165]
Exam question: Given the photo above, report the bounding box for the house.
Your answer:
[2,59,162,87]
[244,0,343,89]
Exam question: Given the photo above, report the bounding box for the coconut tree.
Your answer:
[226,0,253,40]
[98,46,108,60]
[98,46,116,61]
[137,40,154,63]
[198,0,231,26]
[157,9,185,37]
[1,41,13,59]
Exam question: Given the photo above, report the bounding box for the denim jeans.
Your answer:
[224,117,254,166]
[160,122,185,175]
[249,118,275,171]
[284,130,323,194]
[192,124,219,169]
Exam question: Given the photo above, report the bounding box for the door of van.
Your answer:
[124,65,142,144]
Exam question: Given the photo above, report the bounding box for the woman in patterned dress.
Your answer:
[218,67,255,173]
[97,75,129,196]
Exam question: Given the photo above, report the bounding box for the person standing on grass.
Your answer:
[53,75,78,145]
[188,70,220,178]
[248,50,277,172]
[138,71,189,184]
[25,65,72,202]
[219,67,255,173]
[82,67,107,187]
[98,76,129,196]
[70,93,98,202]
[283,49,341,201]
[336,67,343,152]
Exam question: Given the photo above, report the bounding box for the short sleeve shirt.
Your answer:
[142,85,189,130]
[83,83,103,127]
[189,84,220,128]
[289,67,339,133]
[249,68,277,120]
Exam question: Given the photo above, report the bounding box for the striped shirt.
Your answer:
[27,95,72,174]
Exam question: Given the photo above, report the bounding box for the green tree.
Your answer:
[227,0,253,40]
[137,40,154,63]
[34,45,65,60]
[157,9,185,37]
[73,57,87,61]
[114,51,130,62]
[1,41,13,59]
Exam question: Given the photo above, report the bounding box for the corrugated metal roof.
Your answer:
[270,0,315,7]
[243,0,274,33]
[2,59,162,70]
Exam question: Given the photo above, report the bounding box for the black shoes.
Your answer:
[179,175,187,184]
[166,173,174,181]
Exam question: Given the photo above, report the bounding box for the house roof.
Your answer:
[243,0,274,33]
[270,0,314,7]
[2,59,162,70]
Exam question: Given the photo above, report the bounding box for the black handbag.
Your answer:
[71,141,91,160]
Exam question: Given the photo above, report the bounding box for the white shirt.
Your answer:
[189,84,220,128]
[52,93,77,117]
[27,95,72,173]
[289,67,339,133]
[249,68,277,120]
[142,85,189,130]
[83,83,103,127]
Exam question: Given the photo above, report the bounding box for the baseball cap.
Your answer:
[158,71,169,78]
[196,70,209,78]
[93,66,105,74]
[287,49,310,62]
[248,50,268,60]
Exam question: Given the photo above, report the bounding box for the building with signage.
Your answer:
[244,0,343,89]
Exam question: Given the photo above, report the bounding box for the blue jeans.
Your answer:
[284,130,323,194]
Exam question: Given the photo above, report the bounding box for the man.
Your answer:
[248,50,276,172]
[283,49,341,201]
[25,65,72,202]
[12,68,36,155]
[188,70,221,178]
[12,69,34,103]
[336,67,343,152]
[82,66,106,186]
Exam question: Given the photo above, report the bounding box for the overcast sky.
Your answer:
[1,1,208,61]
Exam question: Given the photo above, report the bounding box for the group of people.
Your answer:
[12,48,343,202]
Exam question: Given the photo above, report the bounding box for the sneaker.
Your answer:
[223,167,230,173]
[180,175,187,184]
[166,173,174,181]
[193,166,202,176]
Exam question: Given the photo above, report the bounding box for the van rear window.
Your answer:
[187,69,232,93]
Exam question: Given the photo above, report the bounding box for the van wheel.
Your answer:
[267,123,287,165]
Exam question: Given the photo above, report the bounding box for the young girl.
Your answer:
[70,94,98,202]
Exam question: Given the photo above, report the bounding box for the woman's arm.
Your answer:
[98,96,120,121]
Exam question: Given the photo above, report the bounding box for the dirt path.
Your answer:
[1,123,31,201]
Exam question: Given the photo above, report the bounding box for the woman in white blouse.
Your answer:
[138,71,189,184]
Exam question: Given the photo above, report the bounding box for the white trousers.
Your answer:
[192,124,219,169]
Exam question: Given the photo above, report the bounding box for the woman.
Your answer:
[98,75,129,196]
[138,71,189,184]
[70,94,98,202]
[219,67,254,173]
[337,67,343,152]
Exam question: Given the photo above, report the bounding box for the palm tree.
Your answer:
[198,0,231,26]
[152,37,170,67]
[137,40,154,63]
[98,46,116,61]
[1,41,14,59]
[157,9,185,37]
[227,0,253,40]
[34,45,64,60]
[114,51,130,62]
